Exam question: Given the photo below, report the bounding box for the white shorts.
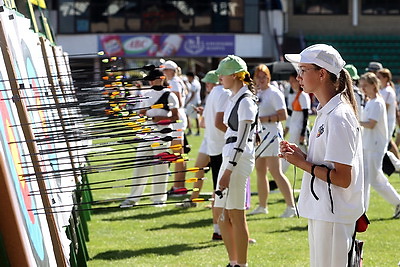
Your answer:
[214,155,255,210]
[255,129,281,158]
[185,105,199,119]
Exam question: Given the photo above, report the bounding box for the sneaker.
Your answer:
[212,232,222,241]
[248,238,257,244]
[248,206,268,215]
[394,204,400,219]
[167,186,188,197]
[280,206,297,218]
[175,198,197,208]
[120,199,136,208]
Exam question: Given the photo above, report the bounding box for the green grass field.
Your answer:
[85,117,400,266]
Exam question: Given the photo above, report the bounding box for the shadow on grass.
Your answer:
[91,242,221,261]
[369,217,397,222]
[147,217,212,231]
[266,225,307,234]
[102,207,205,221]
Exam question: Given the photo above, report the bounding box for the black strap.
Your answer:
[227,93,258,131]
[327,168,334,214]
[310,164,334,214]
[310,164,319,201]
[225,136,252,144]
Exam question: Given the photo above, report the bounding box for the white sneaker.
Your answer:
[248,206,268,215]
[248,238,257,244]
[394,204,400,219]
[280,206,297,218]
[120,199,136,208]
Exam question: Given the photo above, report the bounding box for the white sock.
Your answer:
[229,261,237,266]
[213,224,220,234]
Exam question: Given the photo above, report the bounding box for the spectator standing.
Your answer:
[377,68,399,158]
[358,72,400,217]
[249,64,296,217]
[282,71,311,173]
[185,71,202,136]
[177,70,231,241]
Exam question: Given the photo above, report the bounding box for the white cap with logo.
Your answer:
[285,44,346,77]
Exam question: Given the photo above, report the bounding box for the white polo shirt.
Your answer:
[361,96,388,153]
[222,86,258,158]
[380,85,396,136]
[298,94,364,224]
[204,85,231,155]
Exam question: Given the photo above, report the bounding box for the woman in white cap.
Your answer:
[358,72,400,217]
[120,69,180,207]
[280,44,364,267]
[162,60,189,194]
[213,55,258,267]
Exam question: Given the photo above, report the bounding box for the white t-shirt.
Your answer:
[204,85,231,155]
[289,91,311,130]
[361,96,388,153]
[186,78,201,106]
[298,94,364,224]
[380,85,396,136]
[141,89,179,136]
[168,76,188,129]
[223,86,258,158]
[257,85,286,137]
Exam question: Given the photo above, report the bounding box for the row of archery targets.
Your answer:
[0,1,202,266]
[0,2,94,266]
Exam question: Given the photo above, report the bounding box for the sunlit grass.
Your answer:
[85,116,400,266]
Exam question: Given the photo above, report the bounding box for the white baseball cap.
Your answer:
[285,44,345,77]
[162,60,178,70]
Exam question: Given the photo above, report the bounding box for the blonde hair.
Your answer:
[235,71,255,94]
[360,72,380,93]
[377,68,395,88]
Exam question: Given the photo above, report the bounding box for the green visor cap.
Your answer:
[344,64,360,80]
[201,70,219,83]
[215,55,247,75]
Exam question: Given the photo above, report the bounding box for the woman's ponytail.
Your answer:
[339,69,358,118]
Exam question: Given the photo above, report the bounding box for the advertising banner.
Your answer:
[99,34,235,57]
